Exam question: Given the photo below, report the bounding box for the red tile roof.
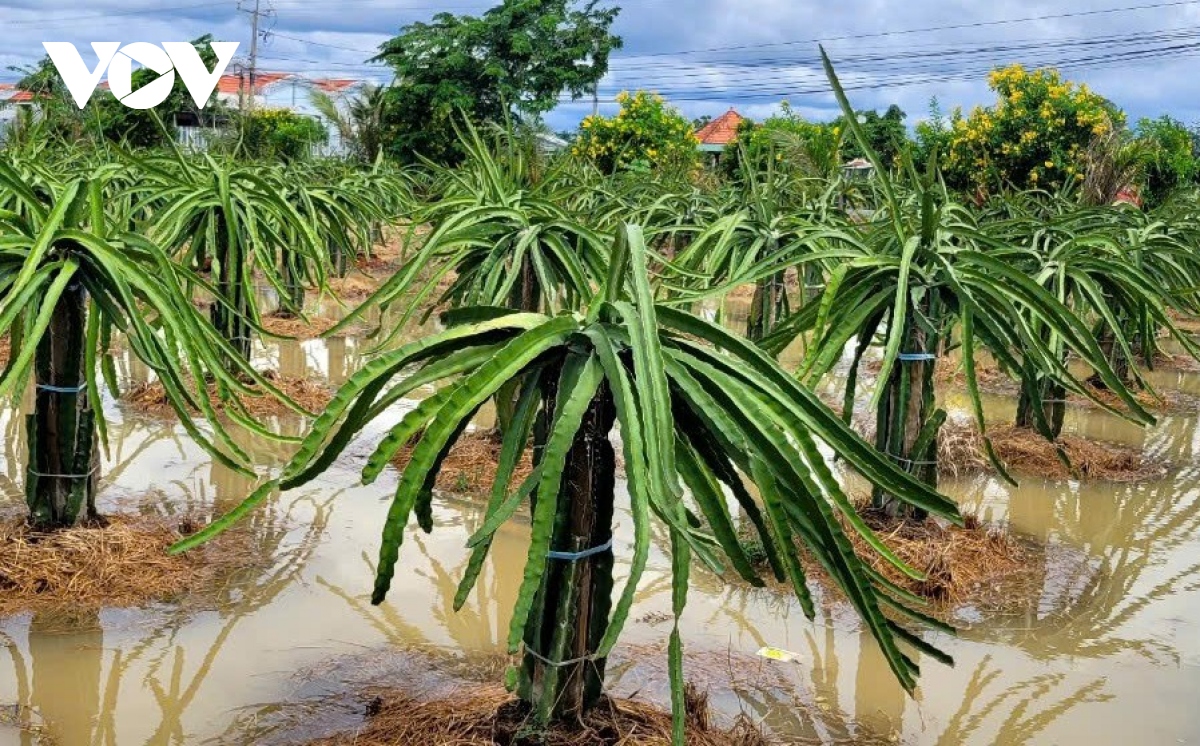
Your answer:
[311,78,359,93]
[695,108,744,146]
[8,90,33,103]
[216,71,292,95]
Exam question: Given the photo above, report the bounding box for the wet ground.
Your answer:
[2,297,1200,745]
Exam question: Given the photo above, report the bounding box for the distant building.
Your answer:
[184,71,376,155]
[841,157,875,181]
[535,132,569,154]
[695,108,744,165]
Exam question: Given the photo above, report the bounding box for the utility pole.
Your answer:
[592,84,598,117]
[239,0,268,113]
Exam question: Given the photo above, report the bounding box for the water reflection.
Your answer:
[1,303,1199,744]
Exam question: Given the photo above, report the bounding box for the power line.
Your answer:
[624,0,1200,59]
[579,42,1200,103]
[599,24,1200,89]
[266,32,383,54]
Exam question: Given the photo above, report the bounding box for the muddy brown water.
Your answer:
[2,298,1200,745]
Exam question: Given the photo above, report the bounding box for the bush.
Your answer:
[1135,116,1200,207]
[944,65,1123,194]
[721,101,840,179]
[572,91,698,174]
[239,109,328,162]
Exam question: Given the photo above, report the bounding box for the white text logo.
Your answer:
[42,41,240,110]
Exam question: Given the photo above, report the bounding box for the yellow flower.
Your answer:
[1045,160,1054,168]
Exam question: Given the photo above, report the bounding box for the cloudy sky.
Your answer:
[3,0,1200,131]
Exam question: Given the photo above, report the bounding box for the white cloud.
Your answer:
[3,0,1199,128]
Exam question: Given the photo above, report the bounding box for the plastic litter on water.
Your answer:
[755,646,798,662]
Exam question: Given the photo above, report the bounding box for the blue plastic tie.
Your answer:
[36,383,87,394]
[547,538,613,562]
[897,353,936,362]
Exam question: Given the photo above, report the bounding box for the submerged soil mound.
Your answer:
[858,355,1015,394]
[261,312,361,340]
[124,370,333,420]
[328,273,382,301]
[0,513,256,616]
[857,419,1163,482]
[940,423,1165,482]
[1153,350,1200,372]
[851,508,1029,608]
[312,683,766,746]
[392,430,535,496]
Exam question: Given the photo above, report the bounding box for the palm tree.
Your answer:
[175,225,959,739]
[0,159,256,529]
[309,83,386,164]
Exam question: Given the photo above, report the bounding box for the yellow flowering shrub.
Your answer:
[944,65,1124,193]
[572,91,699,174]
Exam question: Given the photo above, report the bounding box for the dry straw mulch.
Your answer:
[1167,310,1200,335]
[856,418,1163,482]
[0,335,9,368]
[260,312,361,340]
[985,425,1163,481]
[328,273,384,301]
[124,370,333,420]
[0,513,256,616]
[311,683,766,746]
[938,422,1166,482]
[849,507,1030,608]
[392,430,535,496]
[1153,350,1200,372]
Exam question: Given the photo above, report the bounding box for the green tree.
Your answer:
[309,84,387,163]
[372,0,622,164]
[757,51,1150,519]
[913,97,951,165]
[176,224,959,739]
[840,104,907,166]
[0,158,259,529]
[1134,115,1199,207]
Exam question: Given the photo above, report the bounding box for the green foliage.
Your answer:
[841,104,908,165]
[175,225,961,719]
[721,102,840,179]
[944,65,1124,194]
[0,155,266,527]
[573,91,699,174]
[309,84,387,163]
[372,0,622,164]
[237,109,328,162]
[913,97,952,165]
[752,50,1155,497]
[1134,115,1200,207]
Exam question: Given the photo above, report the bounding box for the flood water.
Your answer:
[2,297,1200,745]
